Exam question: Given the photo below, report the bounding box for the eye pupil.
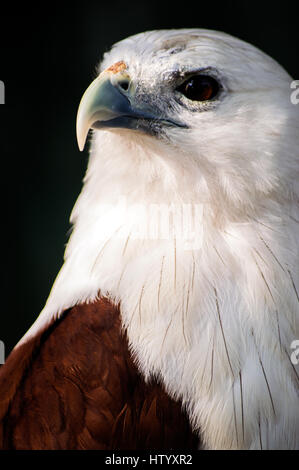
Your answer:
[177,75,220,101]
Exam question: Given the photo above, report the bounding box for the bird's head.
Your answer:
[76,29,298,217]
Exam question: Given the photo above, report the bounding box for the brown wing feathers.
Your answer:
[0,298,199,449]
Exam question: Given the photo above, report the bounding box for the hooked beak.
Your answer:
[76,62,186,151]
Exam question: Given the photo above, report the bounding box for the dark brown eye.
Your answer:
[177,75,220,101]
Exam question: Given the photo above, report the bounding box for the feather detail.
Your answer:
[0,298,199,450]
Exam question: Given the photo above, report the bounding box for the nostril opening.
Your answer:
[119,80,130,92]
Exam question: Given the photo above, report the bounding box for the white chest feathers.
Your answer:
[24,190,299,449]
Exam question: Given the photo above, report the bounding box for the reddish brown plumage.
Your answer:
[0,298,199,449]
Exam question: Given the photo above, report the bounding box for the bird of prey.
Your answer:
[0,29,298,450]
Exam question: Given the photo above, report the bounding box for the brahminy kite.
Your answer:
[0,29,298,450]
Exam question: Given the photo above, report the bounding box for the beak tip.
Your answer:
[76,133,84,152]
[76,117,88,152]
[77,137,84,152]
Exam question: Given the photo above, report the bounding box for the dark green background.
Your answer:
[0,1,298,354]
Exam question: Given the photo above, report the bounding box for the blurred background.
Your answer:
[0,1,298,354]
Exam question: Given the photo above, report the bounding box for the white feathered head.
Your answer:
[77,29,298,219]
